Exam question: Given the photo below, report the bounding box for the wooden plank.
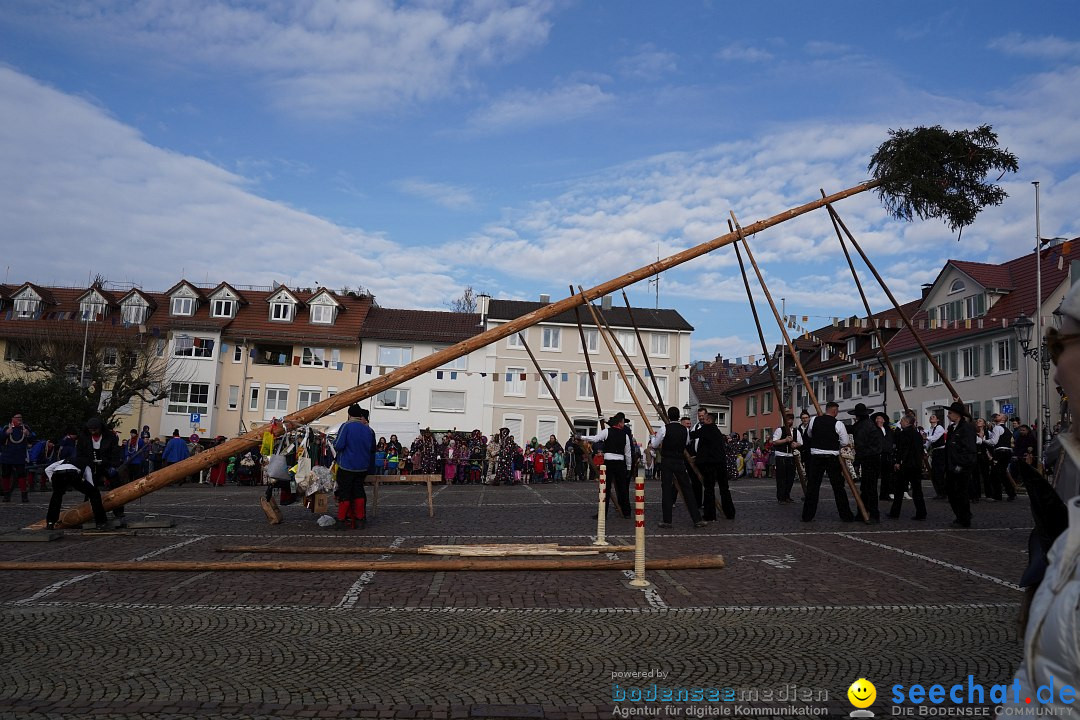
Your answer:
[0,531,63,543]
[372,475,438,518]
[216,544,638,555]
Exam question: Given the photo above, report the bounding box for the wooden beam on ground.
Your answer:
[0,554,726,573]
[217,544,638,555]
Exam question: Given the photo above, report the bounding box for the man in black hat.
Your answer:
[75,417,125,528]
[944,401,976,528]
[333,404,376,530]
[849,403,882,522]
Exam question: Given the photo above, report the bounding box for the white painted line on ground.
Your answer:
[778,536,930,590]
[523,484,552,505]
[13,535,207,605]
[335,535,406,610]
[23,599,1022,613]
[838,533,1023,591]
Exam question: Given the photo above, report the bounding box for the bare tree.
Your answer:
[448,286,478,313]
[5,320,188,427]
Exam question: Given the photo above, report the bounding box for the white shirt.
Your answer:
[649,422,688,453]
[581,427,632,468]
[926,424,945,451]
[806,415,850,456]
[771,426,801,458]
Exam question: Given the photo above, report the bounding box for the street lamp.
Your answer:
[1014,313,1034,352]
[682,402,692,418]
[1014,313,1050,455]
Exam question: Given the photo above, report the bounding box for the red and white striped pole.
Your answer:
[593,464,609,546]
[628,471,650,588]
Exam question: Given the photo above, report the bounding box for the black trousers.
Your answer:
[47,470,107,526]
[775,456,795,501]
[989,452,1016,500]
[930,449,947,497]
[856,454,881,520]
[687,460,704,513]
[602,460,630,517]
[660,456,702,525]
[889,466,927,519]
[699,461,734,520]
[802,454,855,522]
[946,466,972,526]
[335,468,368,503]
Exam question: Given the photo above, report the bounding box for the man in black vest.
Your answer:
[689,411,733,520]
[888,414,927,520]
[580,415,631,518]
[849,402,882,523]
[987,413,1017,502]
[925,413,947,499]
[802,401,856,522]
[944,401,977,528]
[651,407,707,528]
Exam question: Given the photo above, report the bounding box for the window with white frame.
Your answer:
[173,336,214,358]
[846,338,857,357]
[900,360,915,390]
[233,345,243,363]
[301,347,326,367]
[270,301,292,321]
[930,353,945,384]
[762,392,773,414]
[507,331,524,349]
[537,417,557,442]
[949,278,966,294]
[167,382,209,415]
[170,297,194,316]
[248,385,260,411]
[376,388,409,409]
[615,376,636,403]
[211,299,235,318]
[820,345,831,362]
[102,347,118,367]
[871,334,880,349]
[580,328,598,354]
[264,387,289,418]
[653,375,670,405]
[297,388,322,410]
[871,371,882,395]
[377,345,412,367]
[541,327,561,350]
[505,367,526,396]
[538,369,560,399]
[121,304,146,325]
[746,395,757,416]
[13,297,39,319]
[959,347,975,379]
[310,304,335,324]
[615,330,636,355]
[433,346,467,371]
[431,390,466,413]
[227,385,239,410]
[995,339,1014,373]
[577,372,594,400]
[650,333,669,356]
[964,294,986,319]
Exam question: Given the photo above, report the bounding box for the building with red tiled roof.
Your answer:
[688,355,759,434]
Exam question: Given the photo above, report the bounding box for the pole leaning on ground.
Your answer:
[48,181,879,529]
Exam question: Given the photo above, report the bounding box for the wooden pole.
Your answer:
[570,285,605,424]
[48,181,881,528]
[217,545,638,555]
[518,331,576,433]
[578,288,655,436]
[731,212,870,522]
[622,290,668,411]
[0,554,726,573]
[823,202,961,402]
[590,298,664,420]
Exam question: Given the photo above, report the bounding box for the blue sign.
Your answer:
[190,412,201,424]
[1001,404,1014,415]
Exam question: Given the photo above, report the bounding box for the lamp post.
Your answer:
[1013,313,1048,455]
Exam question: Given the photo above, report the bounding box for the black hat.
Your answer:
[871,411,890,424]
[86,417,103,430]
[944,400,971,418]
[846,403,873,416]
[347,404,364,418]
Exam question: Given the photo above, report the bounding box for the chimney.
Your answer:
[476,293,490,326]
[539,293,550,304]
[921,283,933,300]
[601,295,612,311]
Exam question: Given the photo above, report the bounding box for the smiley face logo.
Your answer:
[848,678,876,708]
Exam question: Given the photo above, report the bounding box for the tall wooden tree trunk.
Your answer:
[50,180,879,528]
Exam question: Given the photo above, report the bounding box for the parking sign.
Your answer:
[190,412,201,424]
[1001,404,1014,415]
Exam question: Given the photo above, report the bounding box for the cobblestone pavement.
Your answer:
[0,477,1038,719]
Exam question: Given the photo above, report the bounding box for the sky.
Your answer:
[2,1,1080,364]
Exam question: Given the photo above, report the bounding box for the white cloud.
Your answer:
[0,67,458,308]
[989,33,1080,61]
[9,0,558,118]
[395,179,478,210]
[616,45,677,81]
[716,43,773,63]
[467,83,615,131]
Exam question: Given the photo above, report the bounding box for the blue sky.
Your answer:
[2,1,1079,362]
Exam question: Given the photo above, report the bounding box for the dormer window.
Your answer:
[122,304,147,325]
[949,278,966,294]
[171,297,195,316]
[13,298,39,319]
[310,304,335,324]
[820,345,831,362]
[212,299,235,318]
[846,338,857,356]
[80,300,107,321]
[270,301,293,321]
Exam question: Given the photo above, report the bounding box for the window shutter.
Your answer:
[920,358,928,386]
[1009,338,1018,371]
[985,344,993,373]
[972,348,980,376]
